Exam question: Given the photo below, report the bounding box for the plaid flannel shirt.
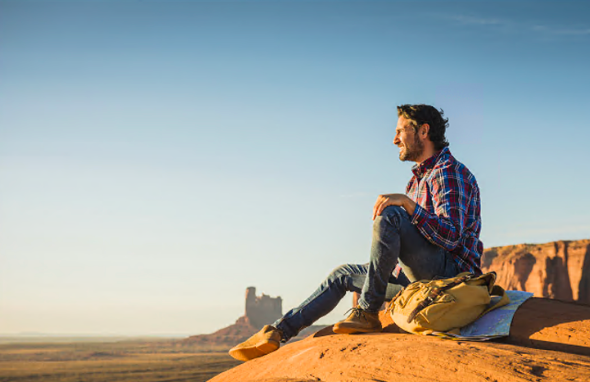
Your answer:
[405,147,483,275]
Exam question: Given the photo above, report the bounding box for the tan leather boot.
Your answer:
[333,307,382,334]
[228,325,283,361]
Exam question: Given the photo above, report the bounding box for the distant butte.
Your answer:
[183,287,322,347]
[482,239,590,303]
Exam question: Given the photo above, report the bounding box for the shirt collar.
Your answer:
[411,147,449,177]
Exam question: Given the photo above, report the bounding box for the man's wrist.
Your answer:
[403,196,417,216]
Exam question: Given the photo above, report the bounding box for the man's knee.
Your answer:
[327,264,354,281]
[325,264,364,293]
[373,205,406,233]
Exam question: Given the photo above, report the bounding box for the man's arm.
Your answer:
[409,165,472,251]
[372,166,472,252]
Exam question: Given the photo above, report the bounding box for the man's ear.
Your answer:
[419,123,430,140]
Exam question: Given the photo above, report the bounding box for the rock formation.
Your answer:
[482,239,590,303]
[210,298,590,382]
[245,287,282,329]
[183,287,321,347]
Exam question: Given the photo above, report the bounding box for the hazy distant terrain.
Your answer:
[0,339,239,382]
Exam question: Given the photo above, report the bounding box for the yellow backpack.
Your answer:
[388,272,510,335]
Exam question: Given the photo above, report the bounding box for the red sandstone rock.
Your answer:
[210,298,590,382]
[482,239,590,304]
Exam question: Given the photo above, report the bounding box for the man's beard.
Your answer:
[399,135,424,162]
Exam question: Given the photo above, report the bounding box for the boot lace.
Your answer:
[343,307,369,321]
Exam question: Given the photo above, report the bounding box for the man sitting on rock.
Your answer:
[229,104,483,361]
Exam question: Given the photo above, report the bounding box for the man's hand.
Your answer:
[372,194,417,220]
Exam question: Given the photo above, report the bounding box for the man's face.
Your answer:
[393,116,424,162]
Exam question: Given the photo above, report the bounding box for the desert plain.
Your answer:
[0,338,239,382]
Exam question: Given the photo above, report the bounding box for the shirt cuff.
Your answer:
[411,203,429,227]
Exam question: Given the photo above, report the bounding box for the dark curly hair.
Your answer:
[397,104,449,150]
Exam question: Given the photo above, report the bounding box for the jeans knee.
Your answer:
[324,264,359,290]
[327,264,352,281]
[373,205,405,233]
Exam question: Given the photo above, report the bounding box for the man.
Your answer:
[229,104,483,362]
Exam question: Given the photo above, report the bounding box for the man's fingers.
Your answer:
[373,200,386,220]
[372,205,380,221]
[375,201,387,218]
[372,196,383,220]
[375,200,393,219]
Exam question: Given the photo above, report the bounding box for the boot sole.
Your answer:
[256,339,280,354]
[228,346,265,362]
[228,339,280,362]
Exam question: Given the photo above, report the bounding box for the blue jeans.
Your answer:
[273,205,460,342]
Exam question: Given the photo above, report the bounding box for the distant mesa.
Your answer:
[183,287,321,347]
[245,287,282,329]
[482,239,590,303]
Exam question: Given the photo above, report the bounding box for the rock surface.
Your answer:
[482,239,590,303]
[210,298,590,382]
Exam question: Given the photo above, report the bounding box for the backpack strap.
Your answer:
[386,289,404,314]
[406,274,472,323]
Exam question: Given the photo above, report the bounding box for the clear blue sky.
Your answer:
[1,0,589,335]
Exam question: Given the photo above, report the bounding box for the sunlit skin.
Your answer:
[371,116,438,220]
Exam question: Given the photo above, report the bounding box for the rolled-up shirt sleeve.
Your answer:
[410,165,470,251]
